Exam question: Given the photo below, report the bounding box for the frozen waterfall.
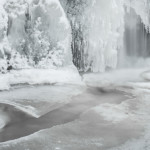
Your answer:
[119,7,150,68]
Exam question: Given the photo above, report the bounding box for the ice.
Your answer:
[0,87,144,150]
[0,65,84,117]
[125,0,150,31]
[0,84,85,118]
[140,70,150,81]
[79,0,124,72]
[0,110,10,129]
[93,102,129,123]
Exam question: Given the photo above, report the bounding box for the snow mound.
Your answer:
[0,65,83,91]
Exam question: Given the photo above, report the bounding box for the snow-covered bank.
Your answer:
[0,65,83,91]
[0,84,85,118]
[0,65,84,118]
[83,68,148,88]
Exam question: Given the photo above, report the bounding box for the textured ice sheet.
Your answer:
[0,84,85,118]
[0,87,145,150]
[0,103,143,150]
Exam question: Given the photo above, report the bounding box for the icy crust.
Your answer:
[108,89,150,150]
[0,83,85,118]
[0,65,83,91]
[140,70,150,81]
[0,89,144,150]
[93,102,129,123]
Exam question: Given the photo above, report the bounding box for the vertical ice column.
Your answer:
[82,0,124,72]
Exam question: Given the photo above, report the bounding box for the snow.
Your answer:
[108,89,150,150]
[0,84,85,118]
[83,68,147,88]
[0,75,9,91]
[0,68,150,149]
[0,65,83,91]
[0,65,84,117]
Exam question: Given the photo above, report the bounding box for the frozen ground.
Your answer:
[0,65,82,91]
[0,68,150,149]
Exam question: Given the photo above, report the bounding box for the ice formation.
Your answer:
[82,0,125,72]
[125,0,150,32]
[61,0,125,72]
[0,0,72,73]
[0,0,150,73]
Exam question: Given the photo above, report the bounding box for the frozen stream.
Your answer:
[0,85,145,150]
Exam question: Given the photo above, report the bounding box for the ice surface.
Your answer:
[0,87,145,150]
[93,102,129,123]
[0,83,85,118]
[79,0,124,72]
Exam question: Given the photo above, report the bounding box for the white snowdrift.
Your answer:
[0,65,83,91]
